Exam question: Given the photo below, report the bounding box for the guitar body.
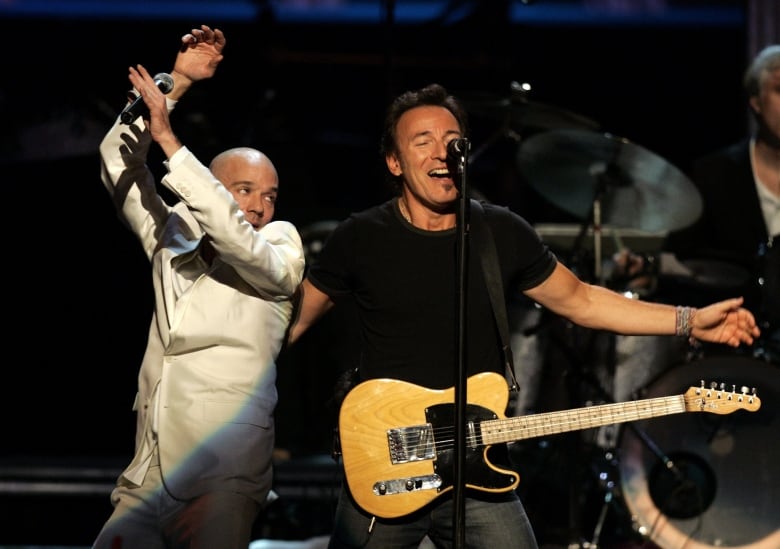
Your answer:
[338,372,518,519]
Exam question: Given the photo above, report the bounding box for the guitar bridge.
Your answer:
[387,424,436,464]
[373,474,442,496]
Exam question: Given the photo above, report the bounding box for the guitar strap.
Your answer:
[469,199,519,393]
[329,200,519,460]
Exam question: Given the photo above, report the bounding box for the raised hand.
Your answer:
[127,64,180,156]
[170,24,226,99]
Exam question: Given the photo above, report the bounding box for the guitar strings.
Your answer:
[397,396,693,453]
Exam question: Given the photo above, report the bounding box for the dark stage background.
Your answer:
[3,1,775,547]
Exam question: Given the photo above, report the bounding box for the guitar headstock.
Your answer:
[683,381,761,414]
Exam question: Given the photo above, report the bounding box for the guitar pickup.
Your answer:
[387,424,436,464]
[373,474,442,496]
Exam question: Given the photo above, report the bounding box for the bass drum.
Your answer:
[618,355,780,549]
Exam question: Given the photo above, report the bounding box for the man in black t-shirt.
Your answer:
[287,83,760,549]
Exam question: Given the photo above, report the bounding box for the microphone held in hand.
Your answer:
[120,72,174,125]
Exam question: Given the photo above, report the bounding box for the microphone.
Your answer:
[120,72,174,125]
[447,137,470,160]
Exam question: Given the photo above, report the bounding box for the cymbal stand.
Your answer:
[588,451,621,549]
[593,198,603,284]
[571,178,608,286]
[574,155,636,286]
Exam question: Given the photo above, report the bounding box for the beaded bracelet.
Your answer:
[675,306,696,337]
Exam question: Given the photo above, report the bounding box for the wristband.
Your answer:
[675,306,696,337]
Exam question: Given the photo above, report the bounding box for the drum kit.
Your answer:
[457,83,780,548]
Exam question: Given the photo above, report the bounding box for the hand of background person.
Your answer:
[610,248,657,296]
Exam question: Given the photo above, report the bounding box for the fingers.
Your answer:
[128,64,154,90]
[724,296,744,309]
[180,24,225,50]
[127,64,165,108]
[213,27,226,49]
[731,308,760,346]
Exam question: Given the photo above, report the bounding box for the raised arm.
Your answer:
[126,25,226,158]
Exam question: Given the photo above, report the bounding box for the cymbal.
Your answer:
[510,98,600,133]
[679,259,752,290]
[460,93,600,133]
[516,129,703,232]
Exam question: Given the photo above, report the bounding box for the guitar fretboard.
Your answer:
[481,395,686,444]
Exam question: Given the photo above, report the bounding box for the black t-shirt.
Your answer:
[308,199,557,389]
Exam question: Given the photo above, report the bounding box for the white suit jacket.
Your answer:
[99,113,305,503]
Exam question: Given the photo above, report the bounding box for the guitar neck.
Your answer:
[482,395,686,445]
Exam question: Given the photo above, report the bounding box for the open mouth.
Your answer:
[428,168,451,178]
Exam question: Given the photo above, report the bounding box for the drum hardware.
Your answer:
[589,476,615,549]
[534,224,667,256]
[458,81,601,205]
[618,356,780,549]
[517,128,703,234]
[509,309,620,547]
[754,235,779,364]
[532,319,683,548]
[581,447,624,549]
[535,321,735,548]
[671,259,752,293]
[520,129,701,285]
[538,158,623,285]
[506,80,602,135]
[506,327,704,548]
[458,81,601,141]
[647,451,717,521]
[582,410,703,549]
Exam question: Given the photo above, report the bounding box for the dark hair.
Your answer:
[380,83,469,190]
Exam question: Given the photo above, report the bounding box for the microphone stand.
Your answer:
[451,141,470,549]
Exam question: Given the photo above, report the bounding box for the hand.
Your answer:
[612,249,646,278]
[127,64,180,156]
[611,249,657,295]
[691,297,761,347]
[170,24,226,99]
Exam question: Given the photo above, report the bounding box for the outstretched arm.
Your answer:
[526,262,760,348]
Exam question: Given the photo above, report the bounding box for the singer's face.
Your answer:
[386,105,462,211]
[216,158,278,230]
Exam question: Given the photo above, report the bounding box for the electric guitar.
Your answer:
[338,371,761,519]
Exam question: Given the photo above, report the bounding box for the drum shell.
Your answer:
[618,355,780,549]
